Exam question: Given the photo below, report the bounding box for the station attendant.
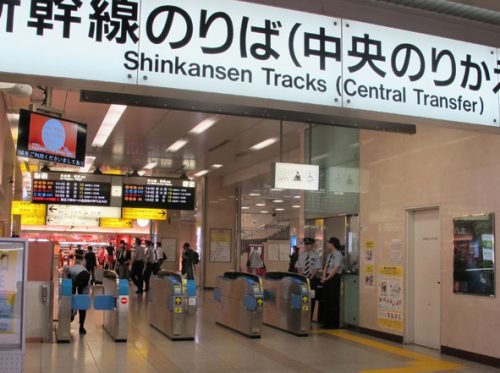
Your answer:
[320,237,344,329]
[295,237,322,320]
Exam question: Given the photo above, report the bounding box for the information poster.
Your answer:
[209,229,231,262]
[364,240,375,263]
[364,264,375,288]
[377,265,404,331]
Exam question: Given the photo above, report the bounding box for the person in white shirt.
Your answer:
[295,237,322,320]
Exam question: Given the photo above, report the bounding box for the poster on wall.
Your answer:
[364,240,375,263]
[364,264,375,288]
[377,265,404,331]
[453,213,495,296]
[209,229,231,262]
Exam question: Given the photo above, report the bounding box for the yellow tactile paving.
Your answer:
[319,329,464,373]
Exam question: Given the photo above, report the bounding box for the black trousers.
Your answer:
[323,275,341,328]
[131,261,144,291]
[143,262,153,291]
[309,277,319,321]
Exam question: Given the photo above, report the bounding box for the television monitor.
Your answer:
[16,109,87,166]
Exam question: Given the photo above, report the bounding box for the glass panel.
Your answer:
[453,213,495,296]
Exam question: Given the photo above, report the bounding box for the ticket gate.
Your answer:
[149,270,197,340]
[55,277,90,343]
[94,270,129,342]
[262,272,311,336]
[214,272,263,338]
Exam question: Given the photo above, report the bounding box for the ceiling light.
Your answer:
[189,115,221,135]
[137,170,146,176]
[273,199,284,203]
[249,193,261,197]
[166,139,188,152]
[260,210,268,214]
[143,161,157,170]
[292,205,301,208]
[275,208,285,211]
[211,164,223,169]
[270,188,283,191]
[256,203,266,207]
[294,195,301,199]
[250,137,278,151]
[92,104,127,147]
[193,169,209,177]
[242,206,250,210]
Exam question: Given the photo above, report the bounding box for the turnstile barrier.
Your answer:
[93,270,128,342]
[263,272,311,335]
[214,272,263,337]
[149,270,197,340]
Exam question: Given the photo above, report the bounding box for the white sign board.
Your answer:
[0,0,498,126]
[46,216,99,227]
[326,167,360,193]
[342,20,500,126]
[274,162,319,191]
[47,205,121,219]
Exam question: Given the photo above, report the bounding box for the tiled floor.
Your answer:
[25,288,499,373]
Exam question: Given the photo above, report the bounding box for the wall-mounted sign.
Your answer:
[122,177,195,210]
[46,205,121,219]
[99,218,133,229]
[46,216,99,227]
[0,1,498,126]
[20,215,46,226]
[122,208,167,221]
[31,172,111,206]
[11,201,46,216]
[273,162,319,191]
[327,167,360,193]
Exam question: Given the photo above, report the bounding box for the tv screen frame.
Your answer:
[16,109,87,166]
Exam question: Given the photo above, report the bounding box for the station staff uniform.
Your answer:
[295,238,322,320]
[322,244,344,329]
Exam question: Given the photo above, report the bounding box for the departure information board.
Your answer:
[31,172,111,206]
[122,178,196,210]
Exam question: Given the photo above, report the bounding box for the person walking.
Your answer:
[181,242,199,280]
[288,245,299,273]
[320,237,345,329]
[143,240,155,292]
[248,246,264,275]
[62,249,90,335]
[116,240,131,280]
[84,246,97,285]
[131,238,145,294]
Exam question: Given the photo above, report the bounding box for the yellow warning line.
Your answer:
[319,329,464,373]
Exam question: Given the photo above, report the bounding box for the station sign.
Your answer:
[11,201,46,216]
[47,205,121,219]
[21,215,46,226]
[46,216,99,227]
[122,208,167,221]
[273,162,319,191]
[122,177,195,210]
[99,218,133,229]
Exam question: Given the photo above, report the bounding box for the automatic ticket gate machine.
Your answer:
[262,272,312,336]
[55,277,90,343]
[94,270,129,342]
[214,272,264,338]
[149,270,197,340]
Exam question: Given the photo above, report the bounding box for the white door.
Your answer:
[413,208,441,349]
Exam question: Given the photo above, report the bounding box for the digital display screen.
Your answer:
[122,181,195,210]
[16,109,87,166]
[32,179,111,206]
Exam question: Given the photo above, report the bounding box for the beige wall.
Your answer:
[359,124,500,358]
[204,176,237,287]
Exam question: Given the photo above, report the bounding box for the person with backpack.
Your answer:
[181,242,199,280]
[62,249,90,335]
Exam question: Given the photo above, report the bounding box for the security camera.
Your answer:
[272,213,276,217]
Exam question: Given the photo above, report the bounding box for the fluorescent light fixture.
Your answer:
[137,170,146,176]
[80,156,96,173]
[193,169,209,177]
[249,193,261,197]
[166,139,188,152]
[143,161,157,170]
[250,137,278,151]
[92,104,127,147]
[292,205,301,208]
[189,115,221,135]
[211,164,223,169]
[242,206,250,210]
[275,208,285,211]
[270,188,283,191]
[260,210,269,214]
[256,203,266,207]
[272,199,284,203]
[294,195,301,199]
